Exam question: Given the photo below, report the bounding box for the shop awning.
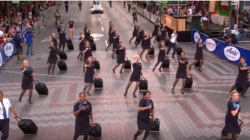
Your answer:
[165,1,187,6]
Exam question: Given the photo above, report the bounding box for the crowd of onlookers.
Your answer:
[136,1,161,16]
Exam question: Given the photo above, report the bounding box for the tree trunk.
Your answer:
[6,1,11,21]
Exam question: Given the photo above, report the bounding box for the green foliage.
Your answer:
[215,1,220,11]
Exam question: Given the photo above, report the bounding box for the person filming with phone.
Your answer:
[73,92,94,140]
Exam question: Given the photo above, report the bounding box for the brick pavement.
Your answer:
[0,1,250,140]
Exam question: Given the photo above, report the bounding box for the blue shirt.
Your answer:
[13,35,22,49]
[25,32,33,44]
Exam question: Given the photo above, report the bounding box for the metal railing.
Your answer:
[34,4,64,36]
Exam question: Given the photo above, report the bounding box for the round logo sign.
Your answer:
[224,46,241,61]
[193,32,201,43]
[4,43,14,57]
[73,33,104,41]
[205,38,216,52]
[0,52,2,67]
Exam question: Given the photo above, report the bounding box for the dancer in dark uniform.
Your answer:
[83,57,98,95]
[84,25,88,34]
[111,30,120,58]
[152,41,166,72]
[107,21,113,44]
[172,52,191,94]
[59,28,67,51]
[152,21,160,43]
[50,33,58,51]
[47,42,58,75]
[106,26,115,51]
[113,42,126,74]
[135,26,144,48]
[84,28,91,42]
[129,24,138,44]
[140,31,151,58]
[160,27,168,42]
[68,18,75,38]
[133,91,155,140]
[124,55,144,97]
[19,60,34,104]
[83,41,93,72]
[77,33,85,60]
[229,57,250,98]
[189,39,204,71]
[223,90,243,139]
[73,92,94,140]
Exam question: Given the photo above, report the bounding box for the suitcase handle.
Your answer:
[33,79,39,84]
[15,117,22,122]
[141,77,146,80]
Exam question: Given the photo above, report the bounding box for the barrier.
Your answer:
[0,40,16,68]
[137,7,144,16]
[143,9,150,20]
[150,14,159,23]
[191,29,250,65]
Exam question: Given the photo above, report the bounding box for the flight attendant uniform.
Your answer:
[194,43,203,61]
[73,101,92,138]
[83,46,92,62]
[21,66,33,90]
[129,62,142,82]
[47,46,58,64]
[117,47,126,64]
[137,99,154,130]
[176,56,188,79]
[84,62,95,83]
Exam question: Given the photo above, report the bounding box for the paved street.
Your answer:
[0,2,250,140]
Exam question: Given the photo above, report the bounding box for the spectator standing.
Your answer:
[8,23,16,38]
[13,31,24,63]
[24,28,34,56]
[65,1,69,13]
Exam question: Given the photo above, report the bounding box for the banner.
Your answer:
[192,29,250,65]
[0,40,16,68]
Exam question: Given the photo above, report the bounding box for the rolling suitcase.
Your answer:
[91,42,96,51]
[139,78,148,91]
[151,118,160,132]
[58,60,67,71]
[93,58,100,70]
[185,75,193,89]
[162,58,170,69]
[58,51,67,60]
[94,78,103,89]
[34,80,48,95]
[89,123,102,137]
[67,39,74,50]
[148,47,154,56]
[15,117,38,135]
[176,46,183,56]
[124,57,131,70]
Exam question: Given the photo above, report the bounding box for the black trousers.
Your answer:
[65,5,68,12]
[166,42,176,57]
[0,119,9,140]
[73,134,88,140]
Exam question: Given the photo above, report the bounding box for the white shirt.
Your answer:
[0,98,12,119]
[170,33,177,43]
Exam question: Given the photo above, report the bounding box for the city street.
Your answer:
[0,1,249,140]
